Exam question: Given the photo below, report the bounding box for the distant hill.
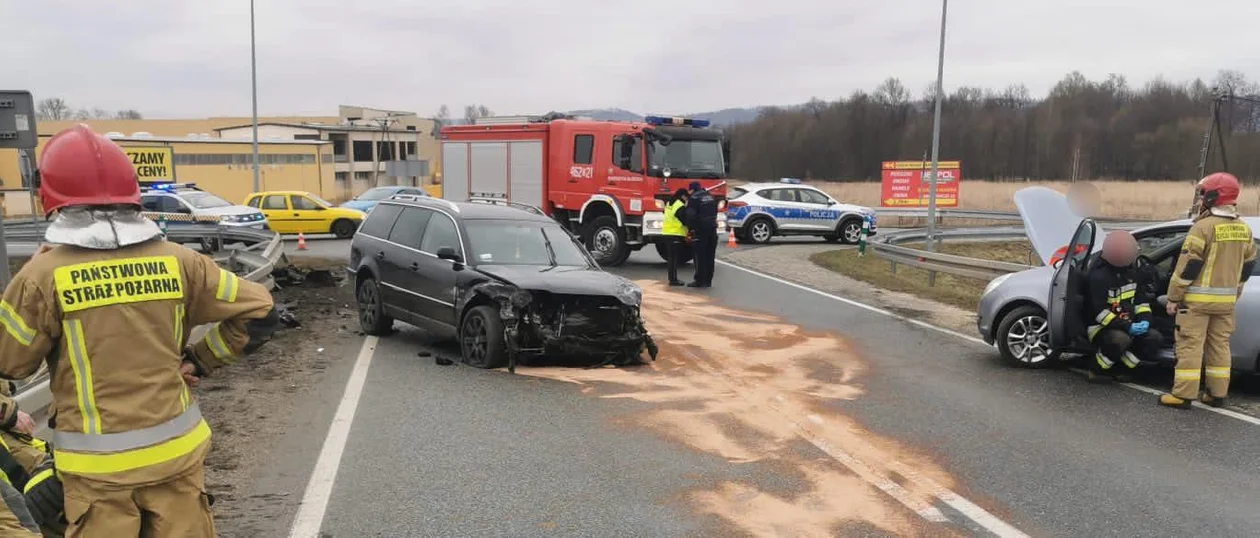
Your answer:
[565,107,765,126]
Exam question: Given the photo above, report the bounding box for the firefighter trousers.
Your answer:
[62,464,214,538]
[0,480,39,537]
[1093,328,1163,372]
[1173,307,1236,400]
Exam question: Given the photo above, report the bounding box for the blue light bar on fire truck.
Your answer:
[644,115,711,128]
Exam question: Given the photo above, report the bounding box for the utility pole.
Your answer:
[925,0,949,286]
[250,0,261,193]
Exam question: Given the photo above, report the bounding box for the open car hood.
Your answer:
[475,265,632,296]
[1013,186,1103,265]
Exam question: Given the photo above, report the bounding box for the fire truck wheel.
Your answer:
[586,216,631,266]
[653,241,694,264]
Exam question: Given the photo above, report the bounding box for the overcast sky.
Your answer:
[4,0,1258,118]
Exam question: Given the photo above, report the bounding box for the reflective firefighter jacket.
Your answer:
[1085,258,1152,341]
[1167,212,1258,313]
[0,240,274,486]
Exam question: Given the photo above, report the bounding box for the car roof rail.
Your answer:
[390,194,460,213]
[465,197,545,216]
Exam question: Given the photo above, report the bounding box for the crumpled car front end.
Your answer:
[461,279,658,371]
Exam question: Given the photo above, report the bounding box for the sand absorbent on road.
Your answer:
[519,280,978,537]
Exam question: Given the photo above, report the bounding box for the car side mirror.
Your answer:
[828,200,837,206]
[437,246,463,264]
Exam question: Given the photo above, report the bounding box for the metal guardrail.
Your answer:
[874,207,1151,224]
[869,220,1155,281]
[7,222,285,410]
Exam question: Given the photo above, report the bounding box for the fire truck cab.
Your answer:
[439,114,729,266]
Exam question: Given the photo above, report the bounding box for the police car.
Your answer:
[139,183,268,229]
[726,179,876,244]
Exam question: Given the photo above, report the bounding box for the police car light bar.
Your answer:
[144,182,196,191]
[644,115,711,128]
[779,178,802,184]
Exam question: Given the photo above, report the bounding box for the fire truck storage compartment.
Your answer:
[442,140,545,209]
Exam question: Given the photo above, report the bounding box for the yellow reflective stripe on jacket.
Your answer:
[1087,324,1103,341]
[1199,239,1220,288]
[179,382,190,411]
[1135,303,1152,314]
[1095,310,1116,325]
[63,320,102,435]
[174,304,185,347]
[1183,234,1206,252]
[1184,285,1238,303]
[22,469,53,495]
[1205,367,1231,379]
[1174,369,1201,380]
[206,324,234,363]
[53,256,183,313]
[215,269,239,303]
[53,419,211,475]
[0,301,34,346]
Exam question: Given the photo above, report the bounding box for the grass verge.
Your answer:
[809,241,1037,311]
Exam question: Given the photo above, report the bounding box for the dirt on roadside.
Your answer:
[199,258,360,537]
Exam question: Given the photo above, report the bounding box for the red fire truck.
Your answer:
[439,114,730,266]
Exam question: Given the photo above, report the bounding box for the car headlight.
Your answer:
[983,273,1013,297]
[614,281,642,306]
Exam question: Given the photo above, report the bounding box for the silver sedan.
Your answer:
[977,187,1260,371]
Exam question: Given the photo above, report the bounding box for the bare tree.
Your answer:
[36,98,72,120]
[115,109,143,120]
[463,104,494,124]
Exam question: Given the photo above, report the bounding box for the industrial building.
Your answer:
[0,105,441,217]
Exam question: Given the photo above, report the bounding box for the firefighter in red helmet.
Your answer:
[0,125,278,536]
[1162,172,1257,409]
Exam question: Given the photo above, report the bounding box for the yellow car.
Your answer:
[245,191,368,238]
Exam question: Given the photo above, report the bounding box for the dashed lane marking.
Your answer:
[716,259,1260,429]
[288,336,379,538]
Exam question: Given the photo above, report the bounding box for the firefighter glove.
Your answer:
[22,461,64,529]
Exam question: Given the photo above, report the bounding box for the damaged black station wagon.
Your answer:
[348,196,657,370]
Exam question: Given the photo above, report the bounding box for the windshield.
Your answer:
[355,187,397,201]
[465,221,590,267]
[181,192,233,209]
[649,139,725,179]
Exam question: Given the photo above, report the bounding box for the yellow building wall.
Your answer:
[0,138,337,216]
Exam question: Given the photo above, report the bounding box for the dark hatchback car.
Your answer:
[348,196,657,369]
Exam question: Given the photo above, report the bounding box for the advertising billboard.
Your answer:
[880,161,961,207]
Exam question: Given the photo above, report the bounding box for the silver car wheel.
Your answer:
[843,221,863,243]
[1005,315,1050,364]
[593,227,618,254]
[750,221,772,243]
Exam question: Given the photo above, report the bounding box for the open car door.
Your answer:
[1048,218,1098,353]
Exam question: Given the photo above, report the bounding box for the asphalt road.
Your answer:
[259,242,1260,537]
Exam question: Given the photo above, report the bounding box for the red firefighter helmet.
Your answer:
[1197,172,1241,209]
[38,125,141,216]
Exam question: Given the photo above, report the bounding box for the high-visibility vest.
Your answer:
[663,200,687,237]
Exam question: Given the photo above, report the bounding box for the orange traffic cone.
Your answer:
[726,230,738,248]
[296,232,308,251]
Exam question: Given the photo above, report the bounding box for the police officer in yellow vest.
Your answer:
[663,189,690,286]
[1162,172,1258,409]
[0,126,279,537]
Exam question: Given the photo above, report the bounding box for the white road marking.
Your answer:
[717,259,1260,428]
[288,336,379,538]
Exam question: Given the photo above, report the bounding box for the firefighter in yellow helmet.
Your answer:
[0,125,278,536]
[1162,172,1258,409]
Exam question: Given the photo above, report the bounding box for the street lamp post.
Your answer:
[250,0,260,192]
[925,0,949,286]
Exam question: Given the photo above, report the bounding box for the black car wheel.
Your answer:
[745,217,774,244]
[461,305,506,369]
[331,219,358,239]
[996,305,1053,368]
[586,216,631,266]
[839,218,863,244]
[653,241,694,264]
[356,278,393,335]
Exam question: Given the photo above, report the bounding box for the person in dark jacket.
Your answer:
[683,182,719,288]
[1085,230,1164,382]
[662,189,690,286]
